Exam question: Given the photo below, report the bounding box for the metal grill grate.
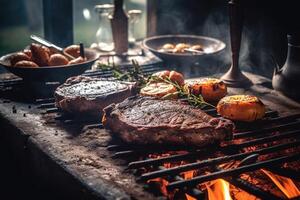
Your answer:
[106,109,300,200]
[37,97,300,200]
[3,66,299,200]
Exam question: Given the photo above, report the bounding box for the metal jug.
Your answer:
[272,34,300,101]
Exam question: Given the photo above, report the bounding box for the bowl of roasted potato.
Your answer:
[143,34,226,64]
[0,43,99,82]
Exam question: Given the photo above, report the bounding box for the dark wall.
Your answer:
[155,0,299,78]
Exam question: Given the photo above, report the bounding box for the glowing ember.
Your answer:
[181,170,196,180]
[147,178,169,196]
[206,179,232,200]
[261,169,300,199]
[185,193,197,200]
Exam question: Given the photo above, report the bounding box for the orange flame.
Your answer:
[206,179,232,200]
[181,170,196,180]
[147,178,169,196]
[261,169,300,199]
[185,193,197,200]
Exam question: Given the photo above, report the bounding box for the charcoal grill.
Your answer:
[36,98,300,199]
[0,65,300,200]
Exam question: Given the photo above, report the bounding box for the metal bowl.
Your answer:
[0,48,99,82]
[143,34,226,64]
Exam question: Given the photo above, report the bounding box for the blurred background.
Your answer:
[0,0,298,79]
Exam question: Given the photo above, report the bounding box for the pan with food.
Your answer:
[0,43,99,82]
[143,34,226,64]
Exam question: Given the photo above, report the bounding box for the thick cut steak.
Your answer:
[55,76,136,117]
[103,96,234,146]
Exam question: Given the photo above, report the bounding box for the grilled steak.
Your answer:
[103,96,234,146]
[55,76,136,118]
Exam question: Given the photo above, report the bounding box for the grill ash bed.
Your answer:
[0,69,300,200]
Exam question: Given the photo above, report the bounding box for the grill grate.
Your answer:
[3,66,298,200]
[37,97,300,199]
[106,108,300,199]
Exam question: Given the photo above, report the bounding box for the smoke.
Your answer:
[201,9,231,68]
[155,1,279,78]
[201,5,277,78]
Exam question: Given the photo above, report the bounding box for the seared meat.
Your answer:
[103,96,234,146]
[55,76,136,118]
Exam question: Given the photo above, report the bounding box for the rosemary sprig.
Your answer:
[97,60,214,108]
[150,76,215,109]
[97,59,147,88]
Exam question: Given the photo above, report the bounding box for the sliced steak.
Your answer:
[55,76,136,118]
[103,96,234,146]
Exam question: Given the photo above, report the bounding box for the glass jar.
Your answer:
[128,9,142,43]
[94,4,114,51]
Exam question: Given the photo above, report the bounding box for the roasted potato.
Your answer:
[173,43,190,53]
[23,49,32,59]
[14,60,39,68]
[10,52,31,66]
[30,43,50,66]
[217,95,266,122]
[162,43,175,50]
[184,78,227,102]
[68,56,85,65]
[49,54,69,66]
[64,45,80,58]
[140,82,178,99]
[191,45,204,51]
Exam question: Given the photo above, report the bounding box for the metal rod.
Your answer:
[128,150,208,169]
[138,141,300,180]
[228,177,282,200]
[128,129,300,170]
[45,107,59,113]
[107,145,123,151]
[0,79,23,86]
[83,66,163,77]
[266,113,300,124]
[213,165,282,200]
[237,129,300,148]
[167,153,300,190]
[35,98,55,103]
[234,121,300,139]
[266,166,300,182]
[157,166,205,200]
[83,123,103,129]
[112,150,139,159]
[37,102,56,109]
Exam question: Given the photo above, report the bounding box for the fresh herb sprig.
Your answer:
[150,76,215,109]
[97,59,214,108]
[97,59,147,88]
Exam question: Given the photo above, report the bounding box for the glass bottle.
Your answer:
[94,4,114,51]
[110,0,128,54]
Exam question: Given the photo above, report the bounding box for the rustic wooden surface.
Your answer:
[0,72,300,199]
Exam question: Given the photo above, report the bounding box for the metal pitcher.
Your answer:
[272,34,300,101]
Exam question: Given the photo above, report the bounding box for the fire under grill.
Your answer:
[0,66,300,200]
[36,99,300,200]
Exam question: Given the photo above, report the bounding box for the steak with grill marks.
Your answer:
[103,96,234,146]
[55,76,136,118]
